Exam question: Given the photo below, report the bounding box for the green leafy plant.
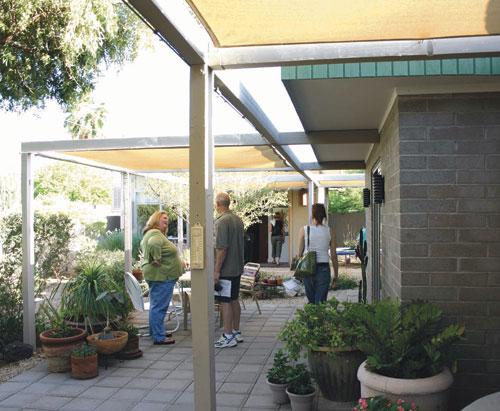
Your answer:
[279,298,366,361]
[266,349,293,384]
[72,342,97,358]
[350,299,466,378]
[287,363,315,395]
[97,230,142,260]
[115,321,139,339]
[354,396,419,410]
[39,299,76,338]
[62,260,122,333]
[328,188,364,213]
[95,289,125,340]
[332,274,358,290]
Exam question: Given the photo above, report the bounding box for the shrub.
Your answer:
[97,230,142,260]
[332,274,358,290]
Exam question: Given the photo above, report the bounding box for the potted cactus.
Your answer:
[71,342,98,379]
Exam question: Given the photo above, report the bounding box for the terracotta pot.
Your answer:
[357,360,454,411]
[308,347,365,402]
[266,378,290,404]
[260,278,268,284]
[286,386,316,411]
[87,331,128,355]
[39,328,87,373]
[268,279,277,286]
[276,278,283,286]
[71,354,98,379]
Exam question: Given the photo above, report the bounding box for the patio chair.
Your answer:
[182,287,224,330]
[239,262,262,314]
[124,272,182,335]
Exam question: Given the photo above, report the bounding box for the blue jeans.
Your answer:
[303,264,331,304]
[147,278,176,342]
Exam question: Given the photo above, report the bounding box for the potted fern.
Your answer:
[266,349,293,404]
[285,363,316,411]
[71,342,98,379]
[279,298,366,402]
[351,299,465,411]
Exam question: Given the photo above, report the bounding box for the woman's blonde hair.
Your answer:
[142,211,168,234]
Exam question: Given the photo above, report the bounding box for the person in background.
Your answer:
[214,192,245,348]
[269,211,285,266]
[297,203,339,304]
[141,211,184,345]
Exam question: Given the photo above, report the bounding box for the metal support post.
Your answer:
[123,172,133,274]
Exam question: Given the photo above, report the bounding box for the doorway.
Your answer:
[246,216,269,263]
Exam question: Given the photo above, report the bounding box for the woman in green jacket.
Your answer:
[141,211,184,345]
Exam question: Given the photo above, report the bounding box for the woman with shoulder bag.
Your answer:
[297,203,339,304]
[269,212,285,265]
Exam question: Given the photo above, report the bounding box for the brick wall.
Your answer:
[396,93,500,409]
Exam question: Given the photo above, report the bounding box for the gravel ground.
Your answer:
[0,349,45,384]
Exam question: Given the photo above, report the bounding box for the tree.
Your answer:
[146,173,290,230]
[34,162,115,205]
[0,0,148,112]
[64,93,108,139]
[328,188,364,214]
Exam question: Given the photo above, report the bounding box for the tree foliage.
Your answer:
[0,0,148,111]
[146,173,290,230]
[64,93,108,139]
[328,188,364,214]
[34,162,114,205]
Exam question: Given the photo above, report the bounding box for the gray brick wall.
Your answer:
[396,93,500,409]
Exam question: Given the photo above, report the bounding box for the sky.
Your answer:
[0,40,308,175]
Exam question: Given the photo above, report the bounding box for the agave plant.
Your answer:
[62,260,121,334]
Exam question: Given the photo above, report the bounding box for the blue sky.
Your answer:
[0,41,306,175]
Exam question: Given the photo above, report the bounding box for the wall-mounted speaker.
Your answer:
[363,188,370,208]
[373,172,385,204]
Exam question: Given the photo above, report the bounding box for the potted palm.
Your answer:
[266,349,293,404]
[71,342,98,379]
[279,298,366,402]
[351,299,465,411]
[39,300,87,373]
[286,363,316,411]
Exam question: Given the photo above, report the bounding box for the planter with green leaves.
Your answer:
[39,300,87,373]
[71,342,98,379]
[351,299,465,411]
[266,350,293,404]
[279,298,366,402]
[285,363,316,411]
[117,322,142,359]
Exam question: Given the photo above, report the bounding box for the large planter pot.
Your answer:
[357,360,454,411]
[71,354,98,379]
[308,347,365,401]
[266,378,290,404]
[87,331,128,355]
[117,336,143,360]
[39,328,87,373]
[286,386,316,411]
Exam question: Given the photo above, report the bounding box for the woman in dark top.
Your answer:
[269,212,285,265]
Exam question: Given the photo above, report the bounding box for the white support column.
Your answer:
[123,172,133,274]
[177,216,184,254]
[21,153,35,347]
[189,64,216,411]
[324,188,330,221]
[308,181,314,224]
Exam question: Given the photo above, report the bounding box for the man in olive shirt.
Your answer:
[214,192,245,348]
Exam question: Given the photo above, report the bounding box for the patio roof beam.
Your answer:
[277,130,380,145]
[303,160,366,170]
[214,75,310,180]
[208,36,500,69]
[35,153,132,174]
[126,0,206,66]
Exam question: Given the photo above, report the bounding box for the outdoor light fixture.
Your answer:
[373,172,385,204]
[363,188,370,208]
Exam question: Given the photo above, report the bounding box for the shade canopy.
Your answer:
[187,0,500,48]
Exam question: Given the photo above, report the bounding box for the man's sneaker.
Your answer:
[214,334,237,348]
[233,331,243,343]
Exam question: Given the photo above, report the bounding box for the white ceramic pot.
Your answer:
[266,378,290,404]
[357,361,453,411]
[286,387,316,411]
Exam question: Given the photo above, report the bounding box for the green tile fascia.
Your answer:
[281,66,297,80]
[492,57,500,75]
[376,62,392,77]
[458,59,474,74]
[297,65,313,79]
[312,64,328,79]
[360,62,376,77]
[409,60,425,76]
[475,58,492,75]
[425,60,441,76]
[344,63,360,78]
[328,64,344,78]
[393,61,409,76]
[442,59,458,75]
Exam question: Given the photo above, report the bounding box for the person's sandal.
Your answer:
[154,338,175,345]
